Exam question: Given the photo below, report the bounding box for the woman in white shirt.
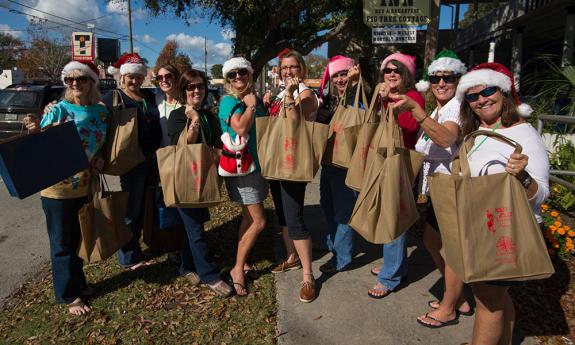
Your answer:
[455,62,548,345]
[155,63,182,147]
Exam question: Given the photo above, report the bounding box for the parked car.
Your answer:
[99,78,117,94]
[0,83,65,139]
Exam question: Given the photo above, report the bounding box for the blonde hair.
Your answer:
[279,50,308,80]
[63,69,101,105]
[224,72,254,98]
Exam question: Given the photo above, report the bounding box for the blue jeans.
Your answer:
[118,162,152,267]
[41,196,88,304]
[177,208,221,284]
[320,165,357,270]
[377,232,408,291]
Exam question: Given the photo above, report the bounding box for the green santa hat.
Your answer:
[415,49,467,92]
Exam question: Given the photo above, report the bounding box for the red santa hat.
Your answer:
[456,62,533,117]
[107,52,147,76]
[61,60,100,85]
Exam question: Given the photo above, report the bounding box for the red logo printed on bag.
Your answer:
[495,207,512,229]
[496,235,517,265]
[334,137,339,152]
[283,137,297,151]
[332,122,343,133]
[485,209,496,235]
[283,154,295,170]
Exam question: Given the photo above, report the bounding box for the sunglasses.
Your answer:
[226,68,249,79]
[382,67,400,75]
[156,73,173,82]
[185,82,205,91]
[429,75,459,84]
[64,76,90,85]
[464,86,499,102]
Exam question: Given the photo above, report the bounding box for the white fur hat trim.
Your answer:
[428,57,467,76]
[222,57,253,77]
[456,69,512,101]
[119,63,147,76]
[61,61,99,85]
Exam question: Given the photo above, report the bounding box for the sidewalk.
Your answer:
[274,172,539,345]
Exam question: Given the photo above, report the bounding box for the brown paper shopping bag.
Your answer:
[102,90,146,176]
[142,186,185,254]
[77,175,132,263]
[256,102,329,182]
[429,130,554,283]
[156,121,223,208]
[323,77,369,168]
[348,115,419,244]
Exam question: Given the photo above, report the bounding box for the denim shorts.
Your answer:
[225,172,269,205]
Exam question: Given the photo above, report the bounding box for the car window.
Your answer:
[0,90,40,108]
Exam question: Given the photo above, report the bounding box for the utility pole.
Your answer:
[204,36,207,74]
[128,0,134,53]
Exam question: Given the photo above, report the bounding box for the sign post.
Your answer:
[363,0,431,27]
[72,32,94,61]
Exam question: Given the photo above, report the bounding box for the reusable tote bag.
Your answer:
[77,174,132,263]
[102,90,146,176]
[348,114,419,244]
[256,101,329,182]
[322,77,369,167]
[142,186,185,254]
[156,121,223,208]
[429,130,554,283]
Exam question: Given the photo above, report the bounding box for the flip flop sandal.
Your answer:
[208,280,233,297]
[427,300,474,316]
[244,266,259,280]
[232,282,248,297]
[67,298,90,315]
[123,261,152,271]
[370,267,380,276]
[367,286,391,299]
[417,312,459,329]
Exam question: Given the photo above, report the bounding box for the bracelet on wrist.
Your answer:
[416,116,427,124]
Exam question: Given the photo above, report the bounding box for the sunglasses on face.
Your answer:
[156,73,173,82]
[429,75,459,84]
[464,86,499,102]
[64,76,90,85]
[382,67,400,75]
[226,68,249,79]
[185,82,205,91]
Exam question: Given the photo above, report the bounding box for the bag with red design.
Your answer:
[218,106,256,176]
[429,130,554,283]
[78,174,132,263]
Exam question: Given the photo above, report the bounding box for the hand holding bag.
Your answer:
[429,130,554,283]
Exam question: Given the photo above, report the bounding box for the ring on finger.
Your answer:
[511,164,515,169]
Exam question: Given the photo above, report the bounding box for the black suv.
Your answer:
[0,83,65,139]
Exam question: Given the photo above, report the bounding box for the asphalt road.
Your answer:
[0,185,49,308]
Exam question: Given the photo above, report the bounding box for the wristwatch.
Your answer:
[516,170,533,188]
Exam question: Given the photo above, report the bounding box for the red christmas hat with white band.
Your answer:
[107,52,147,76]
[61,60,100,85]
[456,62,533,117]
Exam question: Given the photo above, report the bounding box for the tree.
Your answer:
[211,64,223,78]
[0,33,23,70]
[304,54,328,79]
[17,38,69,82]
[459,3,498,29]
[154,40,193,74]
[141,0,359,78]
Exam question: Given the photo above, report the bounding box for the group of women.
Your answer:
[23,47,550,345]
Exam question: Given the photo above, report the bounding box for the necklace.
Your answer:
[466,120,502,158]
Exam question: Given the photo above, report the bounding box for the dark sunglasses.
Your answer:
[64,76,90,85]
[156,73,173,82]
[185,82,205,91]
[464,86,499,102]
[429,75,459,84]
[382,67,400,75]
[226,68,249,79]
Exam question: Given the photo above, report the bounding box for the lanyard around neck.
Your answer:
[467,120,502,158]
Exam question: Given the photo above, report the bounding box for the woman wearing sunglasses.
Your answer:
[454,63,547,345]
[217,57,268,296]
[103,53,162,270]
[368,52,425,299]
[265,49,319,303]
[155,63,182,147]
[166,69,233,297]
[23,60,108,315]
[391,50,473,327]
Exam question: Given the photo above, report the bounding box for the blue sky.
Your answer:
[0,0,467,72]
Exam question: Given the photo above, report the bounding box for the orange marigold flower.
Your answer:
[549,225,557,232]
[554,221,562,227]
[568,230,575,237]
[565,225,571,231]
[558,228,566,235]
[550,211,559,217]
[541,204,549,210]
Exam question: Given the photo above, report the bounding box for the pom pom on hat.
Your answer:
[108,53,147,76]
[222,57,253,78]
[416,49,466,92]
[456,62,533,117]
[61,60,100,85]
[380,52,416,79]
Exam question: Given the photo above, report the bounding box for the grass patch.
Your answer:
[0,196,278,345]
